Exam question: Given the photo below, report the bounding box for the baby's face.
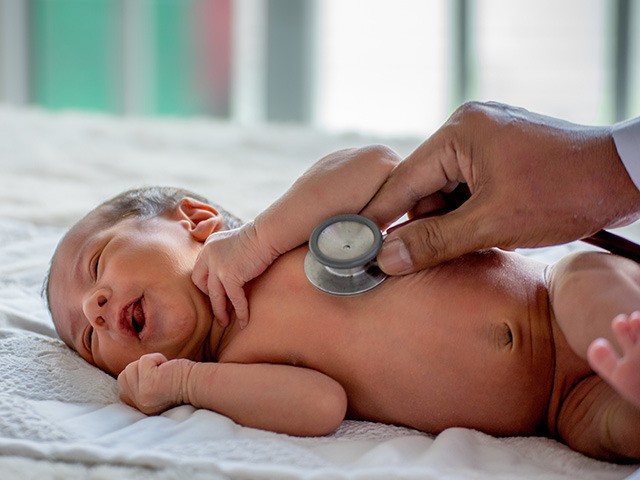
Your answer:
[48,211,214,376]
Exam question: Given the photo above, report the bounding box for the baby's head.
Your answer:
[46,186,242,377]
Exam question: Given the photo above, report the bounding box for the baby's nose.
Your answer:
[82,288,112,327]
[96,293,107,307]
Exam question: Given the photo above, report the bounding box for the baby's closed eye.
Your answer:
[91,252,101,279]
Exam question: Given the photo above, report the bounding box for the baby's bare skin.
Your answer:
[48,195,639,461]
[48,147,640,461]
[214,246,580,437]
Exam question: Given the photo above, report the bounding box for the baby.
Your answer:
[46,146,640,462]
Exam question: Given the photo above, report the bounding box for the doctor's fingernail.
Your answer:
[378,238,412,275]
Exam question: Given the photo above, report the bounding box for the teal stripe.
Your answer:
[153,0,198,115]
[31,0,117,111]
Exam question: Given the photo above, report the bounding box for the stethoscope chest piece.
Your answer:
[304,214,387,295]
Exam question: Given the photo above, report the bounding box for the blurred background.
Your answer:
[0,0,638,136]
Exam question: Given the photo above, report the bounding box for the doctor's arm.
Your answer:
[192,145,400,326]
[362,103,640,274]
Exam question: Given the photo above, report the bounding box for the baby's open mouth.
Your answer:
[120,297,146,338]
[131,299,145,334]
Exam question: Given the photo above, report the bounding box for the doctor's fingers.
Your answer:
[377,200,490,274]
[403,184,471,222]
[362,132,467,229]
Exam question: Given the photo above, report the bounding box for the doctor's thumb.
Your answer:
[377,215,474,274]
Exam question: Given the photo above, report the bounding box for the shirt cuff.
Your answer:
[613,116,640,192]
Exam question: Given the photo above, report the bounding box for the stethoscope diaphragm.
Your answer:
[304,214,387,295]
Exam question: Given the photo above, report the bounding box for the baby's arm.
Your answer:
[254,145,400,259]
[118,354,347,436]
[192,145,400,326]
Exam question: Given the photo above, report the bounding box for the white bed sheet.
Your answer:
[0,106,638,479]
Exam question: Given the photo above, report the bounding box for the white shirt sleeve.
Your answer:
[612,116,640,192]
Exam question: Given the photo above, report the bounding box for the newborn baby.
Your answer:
[46,146,640,462]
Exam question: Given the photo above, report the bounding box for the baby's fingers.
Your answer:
[118,386,135,409]
[139,352,168,368]
[207,275,230,327]
[117,362,139,406]
[191,259,209,295]
[226,284,250,329]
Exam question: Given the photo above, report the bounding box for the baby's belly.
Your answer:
[341,296,552,433]
[239,248,557,436]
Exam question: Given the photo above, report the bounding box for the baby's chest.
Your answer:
[216,308,367,373]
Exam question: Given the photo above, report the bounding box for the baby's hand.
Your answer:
[118,353,193,415]
[191,222,275,328]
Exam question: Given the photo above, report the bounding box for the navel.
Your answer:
[492,322,514,350]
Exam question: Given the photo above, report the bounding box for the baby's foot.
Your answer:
[588,312,640,409]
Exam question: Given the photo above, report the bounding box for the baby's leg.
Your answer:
[549,252,640,409]
[557,374,640,461]
[588,312,640,409]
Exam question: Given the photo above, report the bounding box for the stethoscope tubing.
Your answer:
[582,230,640,263]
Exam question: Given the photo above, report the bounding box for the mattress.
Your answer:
[0,106,638,479]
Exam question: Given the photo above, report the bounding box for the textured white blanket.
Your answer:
[0,107,637,479]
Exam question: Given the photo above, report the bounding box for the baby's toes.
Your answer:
[588,338,619,378]
[628,313,640,342]
[612,314,636,352]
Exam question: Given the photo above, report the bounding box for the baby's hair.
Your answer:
[94,186,244,230]
[43,185,243,311]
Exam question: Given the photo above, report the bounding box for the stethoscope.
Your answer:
[304,214,640,296]
[304,214,387,295]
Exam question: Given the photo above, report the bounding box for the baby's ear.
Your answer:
[176,197,225,242]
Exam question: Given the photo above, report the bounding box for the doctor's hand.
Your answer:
[191,222,275,328]
[362,101,640,274]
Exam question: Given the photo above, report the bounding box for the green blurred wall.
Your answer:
[30,0,198,115]
[31,0,117,111]
[154,0,195,115]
